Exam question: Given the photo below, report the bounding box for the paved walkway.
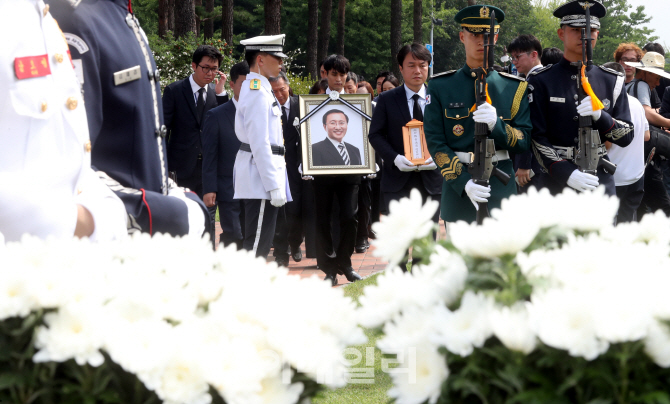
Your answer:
[214,223,388,286]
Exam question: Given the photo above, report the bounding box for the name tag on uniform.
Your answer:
[550,97,565,103]
[113,65,141,86]
[14,55,50,79]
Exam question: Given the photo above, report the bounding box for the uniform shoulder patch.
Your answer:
[598,65,624,77]
[529,64,552,76]
[430,70,457,80]
[498,71,524,81]
[250,78,261,90]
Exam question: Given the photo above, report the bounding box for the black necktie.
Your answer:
[412,93,423,122]
[282,105,288,124]
[196,87,205,123]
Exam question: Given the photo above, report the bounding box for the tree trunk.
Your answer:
[336,0,346,56]
[390,0,402,78]
[317,0,332,64]
[467,0,476,5]
[204,0,214,38]
[221,0,233,45]
[194,0,202,37]
[413,0,422,44]
[174,0,196,38]
[264,0,282,35]
[307,0,319,78]
[158,0,168,37]
[167,0,175,32]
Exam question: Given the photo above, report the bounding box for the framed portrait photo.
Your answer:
[299,94,375,176]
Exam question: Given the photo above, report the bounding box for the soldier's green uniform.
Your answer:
[424,5,532,223]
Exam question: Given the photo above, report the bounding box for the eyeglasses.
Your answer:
[198,65,219,74]
[620,57,639,63]
[510,52,531,63]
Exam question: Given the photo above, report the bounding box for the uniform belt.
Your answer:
[554,145,607,161]
[239,142,285,156]
[455,150,510,164]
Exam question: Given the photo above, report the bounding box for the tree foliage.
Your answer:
[134,0,657,85]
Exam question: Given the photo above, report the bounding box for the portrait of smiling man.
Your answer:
[311,109,362,166]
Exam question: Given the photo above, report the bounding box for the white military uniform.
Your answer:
[233,72,292,201]
[0,0,127,242]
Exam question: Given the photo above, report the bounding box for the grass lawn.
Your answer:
[312,273,392,404]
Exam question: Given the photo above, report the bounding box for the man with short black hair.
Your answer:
[308,54,363,286]
[369,43,442,267]
[540,47,563,66]
[164,45,229,197]
[507,34,543,77]
[202,61,250,249]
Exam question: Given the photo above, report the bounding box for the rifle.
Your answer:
[469,10,511,225]
[572,1,616,175]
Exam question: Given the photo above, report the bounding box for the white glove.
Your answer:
[270,189,287,207]
[394,155,416,172]
[418,157,437,171]
[567,169,599,192]
[366,163,381,179]
[167,185,206,237]
[576,96,602,121]
[298,164,314,180]
[464,179,491,210]
[472,102,498,131]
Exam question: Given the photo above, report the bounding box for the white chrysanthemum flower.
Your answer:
[358,246,467,329]
[150,346,212,404]
[592,290,652,344]
[372,188,438,267]
[450,216,539,259]
[644,321,670,368]
[0,266,35,320]
[33,303,106,366]
[528,289,608,360]
[489,303,536,354]
[635,210,670,244]
[387,344,448,404]
[554,187,618,232]
[430,291,494,357]
[490,186,558,229]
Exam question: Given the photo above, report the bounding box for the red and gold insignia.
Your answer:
[453,124,465,136]
[14,55,51,80]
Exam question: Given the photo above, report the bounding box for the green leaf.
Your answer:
[0,372,24,389]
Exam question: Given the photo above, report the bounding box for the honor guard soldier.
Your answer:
[234,35,291,259]
[50,0,210,238]
[0,0,127,242]
[424,5,532,224]
[527,0,634,195]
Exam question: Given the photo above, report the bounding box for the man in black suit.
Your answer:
[202,61,250,249]
[369,43,442,268]
[312,109,362,166]
[270,72,303,266]
[309,55,363,286]
[163,45,229,198]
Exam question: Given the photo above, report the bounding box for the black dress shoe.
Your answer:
[341,267,363,282]
[368,227,377,240]
[355,243,367,253]
[292,250,302,262]
[324,273,338,287]
[275,257,289,267]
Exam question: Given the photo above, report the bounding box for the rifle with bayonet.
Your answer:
[469,9,511,225]
[572,0,616,175]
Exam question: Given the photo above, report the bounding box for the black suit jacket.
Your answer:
[163,77,228,179]
[312,138,362,166]
[368,85,442,195]
[282,96,302,191]
[201,100,239,202]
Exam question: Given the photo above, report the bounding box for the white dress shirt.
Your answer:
[527,64,544,76]
[327,136,349,164]
[189,74,227,104]
[404,84,427,119]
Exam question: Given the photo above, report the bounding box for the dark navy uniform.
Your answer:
[50,0,211,237]
[527,59,633,195]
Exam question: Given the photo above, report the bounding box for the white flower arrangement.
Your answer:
[0,232,366,404]
[361,187,670,404]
